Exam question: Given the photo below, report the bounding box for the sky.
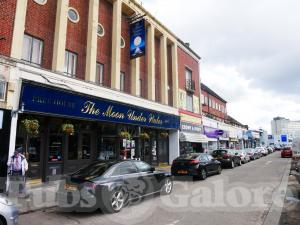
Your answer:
[140,0,300,133]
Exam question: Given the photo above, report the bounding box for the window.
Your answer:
[113,162,137,176]
[48,135,63,162]
[64,50,77,76]
[97,23,105,37]
[120,37,125,48]
[134,161,151,172]
[186,93,193,112]
[22,34,43,65]
[209,99,212,107]
[185,68,192,81]
[0,76,7,101]
[68,7,80,23]
[96,63,104,85]
[204,96,208,105]
[33,0,47,5]
[120,72,125,91]
[201,94,204,105]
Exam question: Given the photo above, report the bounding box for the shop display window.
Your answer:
[81,133,91,159]
[48,135,63,162]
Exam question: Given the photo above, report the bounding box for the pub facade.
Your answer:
[0,0,201,183]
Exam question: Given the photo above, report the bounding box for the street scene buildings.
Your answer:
[0,0,299,225]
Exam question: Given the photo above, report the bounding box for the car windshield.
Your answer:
[72,161,114,180]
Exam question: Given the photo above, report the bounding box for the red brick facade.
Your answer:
[177,47,200,97]
[66,0,88,80]
[25,0,57,70]
[201,89,227,120]
[97,0,113,87]
[0,0,201,110]
[0,0,17,57]
[121,15,131,93]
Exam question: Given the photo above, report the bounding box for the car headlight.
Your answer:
[0,197,14,206]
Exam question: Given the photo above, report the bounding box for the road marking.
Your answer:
[265,161,272,165]
[166,220,180,225]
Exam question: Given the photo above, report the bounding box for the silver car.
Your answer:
[0,195,18,225]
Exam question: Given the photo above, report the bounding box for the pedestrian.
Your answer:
[7,147,28,197]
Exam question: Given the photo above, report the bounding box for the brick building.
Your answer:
[0,0,201,183]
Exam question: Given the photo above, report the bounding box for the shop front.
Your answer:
[179,122,207,155]
[203,126,223,151]
[15,82,180,182]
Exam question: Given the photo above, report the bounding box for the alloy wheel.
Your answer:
[111,190,124,211]
[164,178,172,194]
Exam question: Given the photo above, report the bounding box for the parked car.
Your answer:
[266,146,274,154]
[211,149,242,168]
[233,150,250,163]
[244,148,259,160]
[255,147,268,156]
[57,160,172,213]
[171,153,222,180]
[281,147,293,158]
[0,194,19,225]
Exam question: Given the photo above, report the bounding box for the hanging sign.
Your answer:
[130,19,146,59]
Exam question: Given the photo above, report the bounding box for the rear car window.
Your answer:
[212,150,227,156]
[72,161,112,179]
[176,154,200,160]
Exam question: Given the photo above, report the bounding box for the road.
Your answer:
[19,151,291,225]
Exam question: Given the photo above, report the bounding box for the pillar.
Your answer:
[131,58,140,96]
[160,35,168,105]
[10,0,28,59]
[171,43,179,108]
[85,0,99,82]
[111,0,122,89]
[52,0,69,72]
[147,24,155,101]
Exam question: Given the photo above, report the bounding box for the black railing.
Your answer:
[185,79,195,92]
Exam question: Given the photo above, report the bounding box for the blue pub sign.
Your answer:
[130,19,146,59]
[20,82,180,130]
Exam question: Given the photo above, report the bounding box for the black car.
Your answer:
[57,160,172,213]
[171,153,222,180]
[211,149,242,168]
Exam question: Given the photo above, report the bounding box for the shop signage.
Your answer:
[281,135,287,142]
[268,135,273,140]
[203,126,224,138]
[20,83,180,130]
[181,121,203,133]
[130,19,146,59]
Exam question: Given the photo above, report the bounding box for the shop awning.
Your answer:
[180,132,208,143]
[229,137,239,142]
[219,137,229,141]
[206,137,218,142]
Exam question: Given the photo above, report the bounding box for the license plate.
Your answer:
[177,170,188,174]
[64,184,77,191]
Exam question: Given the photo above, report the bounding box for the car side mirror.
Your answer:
[235,153,238,155]
[150,166,155,172]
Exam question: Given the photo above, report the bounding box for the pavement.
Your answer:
[279,160,300,225]
[18,152,294,225]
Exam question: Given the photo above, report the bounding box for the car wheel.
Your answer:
[199,168,207,180]
[230,160,235,169]
[105,189,125,213]
[161,177,173,195]
[217,165,222,174]
[0,216,6,225]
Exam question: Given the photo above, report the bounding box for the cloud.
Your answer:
[142,0,300,131]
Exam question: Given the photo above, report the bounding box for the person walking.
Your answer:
[7,147,28,197]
